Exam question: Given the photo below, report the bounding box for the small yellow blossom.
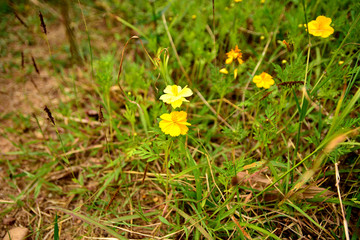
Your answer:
[159,111,191,137]
[338,61,344,65]
[234,0,242,2]
[220,68,229,74]
[298,24,303,28]
[260,36,265,40]
[225,45,244,65]
[282,60,287,64]
[252,72,275,89]
[192,15,197,19]
[160,85,193,109]
[234,69,238,79]
[307,16,334,38]
[261,0,265,3]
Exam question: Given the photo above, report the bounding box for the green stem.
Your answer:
[54,126,69,164]
[164,140,173,199]
[106,93,113,142]
[216,95,224,116]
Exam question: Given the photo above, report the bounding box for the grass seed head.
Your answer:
[277,81,304,87]
[44,105,55,125]
[31,55,40,74]
[39,11,47,34]
[99,105,104,123]
[21,52,24,68]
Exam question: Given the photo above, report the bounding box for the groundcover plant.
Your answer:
[1,0,359,239]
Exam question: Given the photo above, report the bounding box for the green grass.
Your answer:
[1,0,360,239]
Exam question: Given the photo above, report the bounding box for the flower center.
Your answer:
[171,116,178,122]
[172,86,179,96]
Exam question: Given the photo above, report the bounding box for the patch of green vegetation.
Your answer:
[1,0,360,239]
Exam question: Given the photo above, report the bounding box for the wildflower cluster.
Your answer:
[220,45,243,79]
[158,85,193,137]
[221,15,334,90]
[225,45,243,65]
[157,15,335,136]
[219,44,275,89]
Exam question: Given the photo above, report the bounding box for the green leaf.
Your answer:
[158,216,172,226]
[54,214,59,240]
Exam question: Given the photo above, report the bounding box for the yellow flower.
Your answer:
[192,15,197,20]
[220,68,229,74]
[234,0,242,2]
[225,45,244,65]
[159,111,191,137]
[252,72,275,89]
[160,85,193,109]
[307,16,334,38]
[338,61,344,65]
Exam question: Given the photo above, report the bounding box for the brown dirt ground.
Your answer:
[0,7,114,238]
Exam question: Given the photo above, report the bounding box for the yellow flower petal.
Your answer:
[168,124,181,136]
[234,69,238,79]
[159,120,173,130]
[316,16,332,26]
[179,124,189,135]
[163,85,174,94]
[225,57,233,64]
[174,111,191,124]
[159,94,175,103]
[171,99,184,109]
[178,86,193,97]
[252,75,261,83]
[160,113,172,121]
[220,68,229,74]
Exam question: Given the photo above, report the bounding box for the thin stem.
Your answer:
[78,0,94,79]
[164,140,173,205]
